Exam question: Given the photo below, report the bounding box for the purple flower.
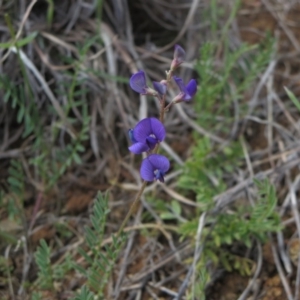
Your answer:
[171,44,186,70]
[173,76,197,101]
[129,118,166,154]
[140,154,170,182]
[130,71,157,96]
[130,71,147,94]
[153,81,167,96]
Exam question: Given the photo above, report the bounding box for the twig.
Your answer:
[266,75,274,169]
[214,157,300,209]
[114,206,143,298]
[17,236,32,296]
[1,0,38,64]
[116,181,147,237]
[237,241,263,300]
[160,141,184,166]
[143,0,201,55]
[5,245,15,300]
[289,176,300,299]
[240,136,254,178]
[296,252,300,300]
[15,0,38,40]
[175,212,206,300]
[246,59,277,119]
[175,102,225,144]
[277,230,292,275]
[262,0,300,52]
[270,234,294,300]
[28,192,43,232]
[191,212,207,298]
[160,184,202,207]
[129,243,191,284]
[10,47,75,137]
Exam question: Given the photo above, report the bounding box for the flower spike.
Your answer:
[129,118,166,154]
[140,154,170,182]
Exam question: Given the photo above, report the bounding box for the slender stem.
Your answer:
[159,94,166,122]
[167,70,174,83]
[117,181,147,237]
[164,101,174,112]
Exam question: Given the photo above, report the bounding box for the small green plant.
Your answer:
[178,137,243,210]
[73,192,126,298]
[30,292,42,300]
[32,192,125,298]
[6,159,25,222]
[179,173,281,298]
[195,37,274,133]
[165,20,277,298]
[73,285,95,300]
[34,239,53,289]
[160,200,183,221]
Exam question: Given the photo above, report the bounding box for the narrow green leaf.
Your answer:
[285,86,300,112]
[171,200,181,216]
[160,212,176,220]
[0,32,38,49]
[73,152,82,164]
[78,247,93,265]
[72,262,88,276]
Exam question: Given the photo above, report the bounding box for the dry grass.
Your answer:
[1,0,300,299]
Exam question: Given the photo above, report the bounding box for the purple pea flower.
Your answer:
[140,154,170,182]
[171,44,186,71]
[173,76,197,102]
[130,71,157,96]
[129,118,166,154]
[153,81,167,96]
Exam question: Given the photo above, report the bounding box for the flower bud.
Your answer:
[170,44,186,71]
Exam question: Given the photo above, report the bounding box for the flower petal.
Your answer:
[153,81,167,95]
[130,71,147,94]
[140,158,155,181]
[154,170,165,182]
[133,117,165,143]
[186,79,197,98]
[146,136,158,150]
[129,142,149,154]
[173,76,187,94]
[173,44,186,64]
[148,154,170,172]
[182,93,192,101]
[133,118,153,142]
[128,129,137,143]
[149,118,165,141]
[171,45,186,70]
